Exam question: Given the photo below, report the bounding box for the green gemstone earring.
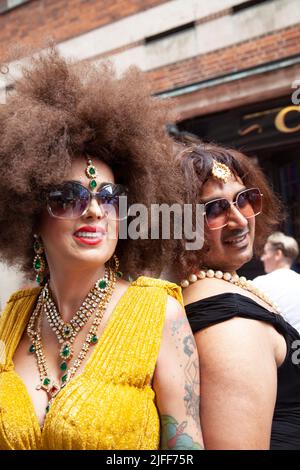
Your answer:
[85,156,98,190]
[33,234,47,285]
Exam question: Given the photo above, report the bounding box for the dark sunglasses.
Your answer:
[46,181,128,220]
[203,187,263,230]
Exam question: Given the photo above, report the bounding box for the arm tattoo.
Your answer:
[171,320,201,427]
[183,334,200,425]
[160,415,203,450]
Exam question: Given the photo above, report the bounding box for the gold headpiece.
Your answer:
[85,156,98,190]
[211,160,232,183]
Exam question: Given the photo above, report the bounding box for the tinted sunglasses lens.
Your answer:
[205,199,230,229]
[237,188,262,218]
[47,182,89,219]
[96,185,127,221]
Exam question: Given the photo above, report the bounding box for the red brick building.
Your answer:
[0,0,300,280]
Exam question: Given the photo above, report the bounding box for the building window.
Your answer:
[0,0,29,14]
[232,0,272,14]
[145,22,195,44]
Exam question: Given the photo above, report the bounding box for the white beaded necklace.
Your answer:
[181,269,280,314]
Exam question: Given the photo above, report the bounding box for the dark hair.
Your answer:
[175,142,284,277]
[0,47,180,280]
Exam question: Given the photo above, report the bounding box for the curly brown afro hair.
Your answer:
[174,142,284,278]
[0,47,181,281]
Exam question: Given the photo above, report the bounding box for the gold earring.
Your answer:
[110,254,123,278]
[33,235,47,285]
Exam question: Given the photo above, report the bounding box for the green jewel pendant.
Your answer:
[62,324,73,339]
[91,334,98,344]
[60,362,69,385]
[85,163,97,179]
[89,179,97,190]
[61,374,68,384]
[60,361,67,372]
[98,279,107,290]
[60,342,73,360]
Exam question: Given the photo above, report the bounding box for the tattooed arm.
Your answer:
[153,296,204,450]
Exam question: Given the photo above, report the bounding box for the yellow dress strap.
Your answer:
[0,288,40,371]
[131,276,183,306]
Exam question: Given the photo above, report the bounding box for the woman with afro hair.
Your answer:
[0,48,202,450]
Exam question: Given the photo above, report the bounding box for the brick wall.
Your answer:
[1,1,300,104]
[0,0,168,60]
[146,24,300,94]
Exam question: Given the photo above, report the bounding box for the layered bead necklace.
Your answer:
[181,269,280,313]
[27,267,116,412]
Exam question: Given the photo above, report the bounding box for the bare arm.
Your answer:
[153,296,204,450]
[195,316,277,449]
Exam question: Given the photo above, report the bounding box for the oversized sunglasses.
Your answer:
[46,181,128,220]
[203,187,263,230]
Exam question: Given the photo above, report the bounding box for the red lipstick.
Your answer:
[73,225,106,246]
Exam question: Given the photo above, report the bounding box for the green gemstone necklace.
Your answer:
[27,267,116,412]
[43,268,110,367]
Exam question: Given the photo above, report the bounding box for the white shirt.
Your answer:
[253,268,300,334]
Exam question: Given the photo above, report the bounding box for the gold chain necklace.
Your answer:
[181,269,280,313]
[27,268,116,413]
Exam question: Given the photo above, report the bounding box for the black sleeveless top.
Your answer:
[186,293,300,450]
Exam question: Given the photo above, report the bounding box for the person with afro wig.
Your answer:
[0,48,203,450]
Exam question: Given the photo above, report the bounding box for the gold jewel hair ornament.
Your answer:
[211,160,232,184]
[85,156,98,190]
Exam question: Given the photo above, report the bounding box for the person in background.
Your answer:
[253,232,300,333]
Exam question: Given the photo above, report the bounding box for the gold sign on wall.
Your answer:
[275,106,300,133]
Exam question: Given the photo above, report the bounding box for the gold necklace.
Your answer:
[43,268,110,365]
[27,268,116,413]
[180,269,280,313]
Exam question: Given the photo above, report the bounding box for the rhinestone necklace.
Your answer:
[181,269,280,313]
[27,267,116,413]
[43,268,110,364]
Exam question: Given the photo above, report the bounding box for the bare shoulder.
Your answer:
[183,277,237,306]
[165,295,186,320]
[195,316,275,369]
[163,295,192,338]
[156,295,195,367]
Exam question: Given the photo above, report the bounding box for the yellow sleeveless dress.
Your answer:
[0,276,182,450]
